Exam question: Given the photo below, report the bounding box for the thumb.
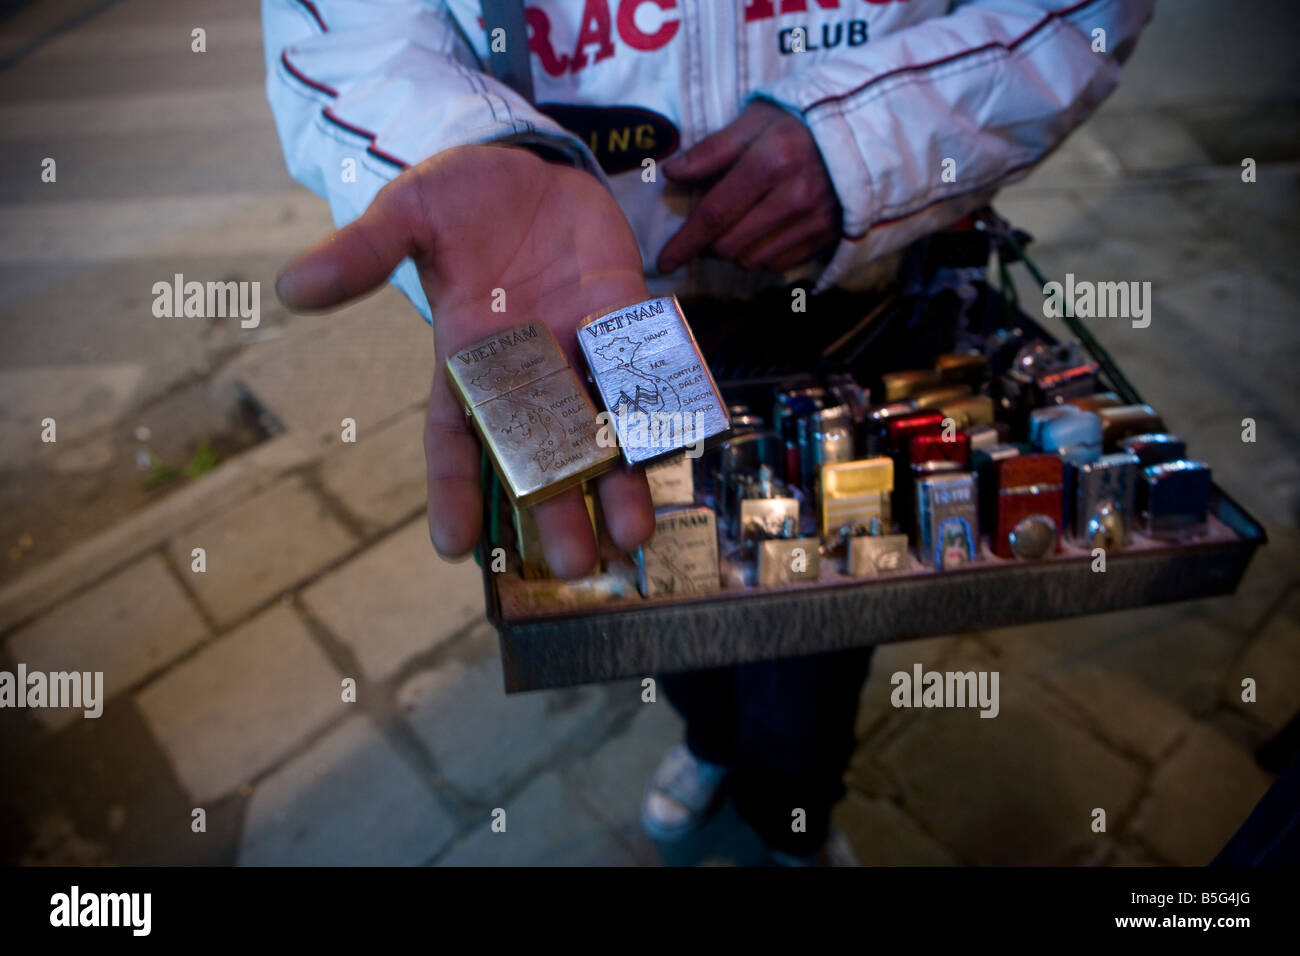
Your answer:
[275,179,424,312]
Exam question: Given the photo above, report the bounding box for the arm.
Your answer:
[752,0,1156,290]
[262,0,607,321]
[661,0,1154,289]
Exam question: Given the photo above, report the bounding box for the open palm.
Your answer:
[277,145,654,577]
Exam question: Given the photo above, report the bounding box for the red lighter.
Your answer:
[884,410,944,458]
[993,453,1064,560]
[910,431,971,468]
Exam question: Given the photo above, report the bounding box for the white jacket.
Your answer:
[263,0,1154,322]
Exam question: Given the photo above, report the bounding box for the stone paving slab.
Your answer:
[301,519,484,683]
[561,689,683,864]
[318,407,428,535]
[237,714,458,866]
[879,680,1146,865]
[854,635,963,740]
[6,553,208,730]
[0,363,144,469]
[396,622,611,805]
[1131,722,1275,865]
[1224,588,1300,732]
[1071,615,1249,717]
[219,290,433,445]
[1037,664,1190,764]
[134,603,343,804]
[832,792,959,866]
[166,474,356,628]
[435,771,639,866]
[0,431,317,635]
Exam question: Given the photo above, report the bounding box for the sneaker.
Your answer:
[641,744,729,842]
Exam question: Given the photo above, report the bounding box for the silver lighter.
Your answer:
[756,531,821,588]
[735,464,801,544]
[1119,433,1186,468]
[846,530,910,577]
[635,506,721,598]
[1073,452,1140,550]
[577,296,730,465]
[643,452,695,508]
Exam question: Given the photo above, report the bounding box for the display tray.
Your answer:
[478,275,1268,693]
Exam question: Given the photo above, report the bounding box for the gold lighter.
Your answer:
[938,395,995,430]
[935,352,988,389]
[819,457,893,537]
[912,385,972,410]
[882,369,942,402]
[445,322,618,508]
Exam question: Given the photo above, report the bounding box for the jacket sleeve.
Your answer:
[262,0,605,322]
[748,0,1156,293]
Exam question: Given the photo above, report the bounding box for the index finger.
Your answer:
[657,148,773,273]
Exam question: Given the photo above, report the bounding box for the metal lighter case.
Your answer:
[967,424,1003,454]
[715,430,785,530]
[883,369,943,402]
[644,452,695,508]
[910,432,971,468]
[916,471,979,570]
[577,296,729,465]
[1073,452,1139,550]
[1098,404,1166,450]
[1140,460,1212,539]
[820,457,893,538]
[757,535,821,588]
[860,401,921,455]
[775,389,826,488]
[885,410,945,457]
[935,352,988,390]
[847,531,910,577]
[1030,407,1097,449]
[912,385,973,410]
[798,404,855,493]
[736,465,800,543]
[1119,433,1186,468]
[938,395,995,430]
[1066,392,1124,414]
[636,506,721,598]
[992,454,1063,560]
[826,372,871,425]
[446,322,618,508]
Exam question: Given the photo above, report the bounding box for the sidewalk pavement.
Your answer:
[1,0,1296,865]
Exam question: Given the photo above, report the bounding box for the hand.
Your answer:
[657,100,842,274]
[276,145,655,578]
